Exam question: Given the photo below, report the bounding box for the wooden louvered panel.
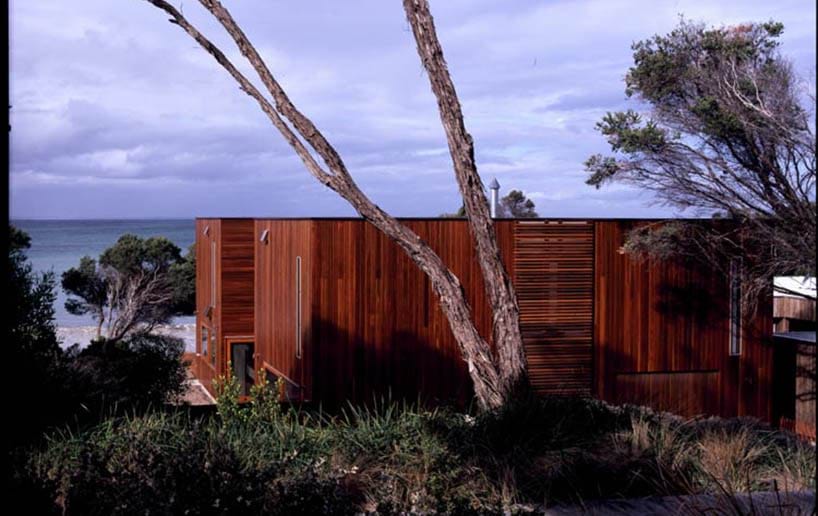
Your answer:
[515,220,594,396]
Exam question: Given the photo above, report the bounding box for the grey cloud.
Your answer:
[9,0,816,219]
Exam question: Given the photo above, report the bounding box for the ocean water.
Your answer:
[12,219,196,327]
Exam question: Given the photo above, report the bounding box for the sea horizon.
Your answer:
[13,218,196,328]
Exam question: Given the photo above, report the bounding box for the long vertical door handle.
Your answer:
[295,255,302,359]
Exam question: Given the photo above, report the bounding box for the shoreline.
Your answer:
[57,323,196,353]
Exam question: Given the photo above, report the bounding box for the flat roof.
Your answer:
[774,276,817,298]
[194,216,720,222]
[773,331,817,343]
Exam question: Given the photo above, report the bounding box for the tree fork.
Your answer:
[141,0,528,409]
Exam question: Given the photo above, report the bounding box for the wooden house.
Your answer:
[190,217,779,421]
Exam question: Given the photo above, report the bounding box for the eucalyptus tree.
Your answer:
[62,234,192,341]
[586,20,816,303]
[139,0,528,409]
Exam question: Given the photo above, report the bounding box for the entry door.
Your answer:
[226,338,255,396]
[514,220,594,395]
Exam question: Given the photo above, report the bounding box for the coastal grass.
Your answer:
[26,373,815,515]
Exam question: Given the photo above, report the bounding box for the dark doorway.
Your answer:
[229,340,255,396]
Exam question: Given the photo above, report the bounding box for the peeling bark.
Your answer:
[141,0,528,409]
[402,0,528,395]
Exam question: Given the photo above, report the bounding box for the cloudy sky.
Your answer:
[10,0,816,219]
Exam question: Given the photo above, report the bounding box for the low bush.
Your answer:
[25,376,816,514]
[61,333,188,414]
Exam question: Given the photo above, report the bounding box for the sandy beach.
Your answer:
[57,323,196,353]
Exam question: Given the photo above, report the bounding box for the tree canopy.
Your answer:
[501,190,539,218]
[8,225,60,364]
[62,234,195,341]
[441,189,538,218]
[585,19,816,300]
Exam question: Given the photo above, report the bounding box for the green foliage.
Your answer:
[5,225,59,361]
[61,334,188,414]
[501,190,539,218]
[30,412,356,516]
[594,111,667,154]
[583,17,816,293]
[585,18,807,184]
[61,234,195,341]
[7,226,190,511]
[99,233,181,273]
[441,189,539,218]
[7,226,188,448]
[213,362,285,426]
[584,154,621,188]
[620,222,692,259]
[61,256,106,317]
[626,19,785,105]
[169,243,196,314]
[7,225,60,363]
[25,394,815,514]
[7,225,63,452]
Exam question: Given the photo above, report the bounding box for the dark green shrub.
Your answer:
[6,226,191,512]
[62,333,188,415]
[24,391,816,514]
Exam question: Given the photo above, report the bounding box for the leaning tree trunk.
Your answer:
[402,0,528,395]
[142,0,528,409]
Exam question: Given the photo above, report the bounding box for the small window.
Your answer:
[211,329,217,366]
[729,258,742,356]
[210,241,217,308]
[201,326,209,356]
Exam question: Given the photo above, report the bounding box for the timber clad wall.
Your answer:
[515,221,594,396]
[220,220,255,338]
[193,219,255,388]
[194,219,219,388]
[306,220,515,407]
[196,218,776,421]
[594,221,773,419]
[254,220,313,397]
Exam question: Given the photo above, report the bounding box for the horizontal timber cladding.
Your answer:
[594,221,774,421]
[514,221,594,396]
[309,219,516,409]
[220,219,255,338]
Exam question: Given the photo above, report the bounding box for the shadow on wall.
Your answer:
[603,269,775,420]
[796,343,816,403]
[310,317,474,413]
[655,281,730,326]
[773,337,816,433]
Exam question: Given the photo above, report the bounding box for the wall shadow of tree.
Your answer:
[308,317,474,414]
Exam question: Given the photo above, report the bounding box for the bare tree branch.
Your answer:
[141,0,530,409]
[402,0,527,393]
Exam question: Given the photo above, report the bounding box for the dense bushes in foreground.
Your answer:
[26,373,815,515]
[8,225,189,450]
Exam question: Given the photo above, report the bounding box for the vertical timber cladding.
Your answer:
[514,220,594,395]
[254,220,312,400]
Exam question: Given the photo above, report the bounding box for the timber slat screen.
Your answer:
[514,220,593,396]
[195,217,779,421]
